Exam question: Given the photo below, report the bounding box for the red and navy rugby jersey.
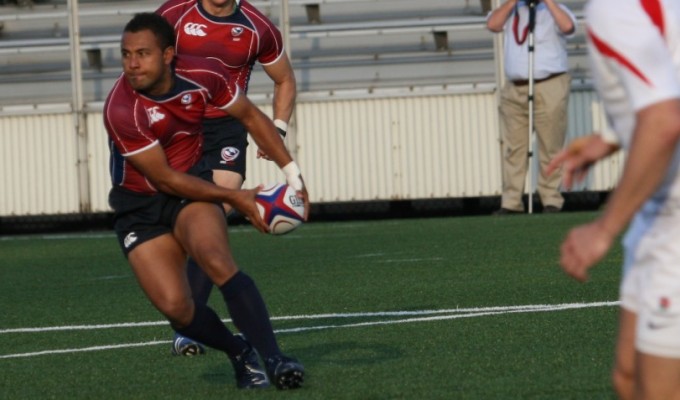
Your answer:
[157,0,284,119]
[104,55,239,194]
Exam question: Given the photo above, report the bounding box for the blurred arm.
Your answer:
[597,99,680,237]
[486,0,518,32]
[558,99,680,281]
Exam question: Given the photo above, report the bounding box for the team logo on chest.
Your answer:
[181,94,192,104]
[146,106,166,125]
[231,27,244,37]
[184,22,207,37]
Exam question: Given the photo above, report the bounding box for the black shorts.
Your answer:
[201,116,249,179]
[108,161,214,258]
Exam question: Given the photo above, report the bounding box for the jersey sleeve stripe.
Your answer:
[641,0,666,37]
[588,27,653,86]
[219,85,241,110]
[121,140,160,157]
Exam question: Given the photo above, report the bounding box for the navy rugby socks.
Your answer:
[186,257,214,306]
[173,304,245,357]
[219,271,281,358]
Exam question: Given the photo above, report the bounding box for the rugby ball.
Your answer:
[255,183,305,235]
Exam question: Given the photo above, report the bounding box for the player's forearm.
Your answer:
[154,172,240,204]
[243,110,294,168]
[272,75,296,125]
[597,100,680,237]
[225,93,294,167]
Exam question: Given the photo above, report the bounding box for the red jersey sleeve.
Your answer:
[257,21,284,65]
[104,79,158,156]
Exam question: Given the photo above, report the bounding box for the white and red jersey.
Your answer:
[104,54,239,194]
[586,0,680,202]
[587,0,680,145]
[157,0,284,119]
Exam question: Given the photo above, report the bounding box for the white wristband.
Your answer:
[282,161,304,191]
[273,119,288,132]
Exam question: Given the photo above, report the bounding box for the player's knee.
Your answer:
[158,297,194,327]
[197,250,238,282]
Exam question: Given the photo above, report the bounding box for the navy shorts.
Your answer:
[108,161,214,258]
[201,116,249,180]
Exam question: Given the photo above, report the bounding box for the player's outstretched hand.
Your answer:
[559,220,614,282]
[231,185,270,233]
[546,134,618,190]
[256,148,272,161]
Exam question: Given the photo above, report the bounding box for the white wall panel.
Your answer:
[0,113,80,215]
[0,87,622,216]
[271,92,503,203]
[87,113,113,213]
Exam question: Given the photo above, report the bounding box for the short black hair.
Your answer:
[123,13,175,51]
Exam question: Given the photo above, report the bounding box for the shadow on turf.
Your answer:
[197,341,401,386]
[294,340,402,366]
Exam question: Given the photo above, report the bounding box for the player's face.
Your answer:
[121,29,174,95]
[202,0,236,16]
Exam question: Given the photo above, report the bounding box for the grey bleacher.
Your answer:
[0,0,589,108]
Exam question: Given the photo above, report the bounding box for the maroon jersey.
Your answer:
[104,55,240,194]
[157,0,284,119]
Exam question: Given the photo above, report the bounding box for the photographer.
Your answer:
[487,0,576,214]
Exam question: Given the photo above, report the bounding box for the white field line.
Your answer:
[0,301,618,359]
[0,220,398,241]
[0,302,618,334]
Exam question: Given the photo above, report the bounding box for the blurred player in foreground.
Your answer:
[104,13,307,389]
[155,0,297,356]
[547,1,680,398]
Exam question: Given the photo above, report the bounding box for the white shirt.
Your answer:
[500,1,576,81]
[587,0,680,204]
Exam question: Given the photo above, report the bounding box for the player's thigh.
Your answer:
[628,215,680,398]
[637,353,680,400]
[213,169,244,190]
[127,233,193,323]
[212,170,244,215]
[174,202,238,285]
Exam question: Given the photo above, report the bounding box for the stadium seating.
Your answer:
[0,0,588,107]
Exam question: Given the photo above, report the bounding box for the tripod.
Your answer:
[526,0,538,214]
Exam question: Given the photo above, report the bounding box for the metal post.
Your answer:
[279,0,298,160]
[68,0,91,213]
[279,0,299,160]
